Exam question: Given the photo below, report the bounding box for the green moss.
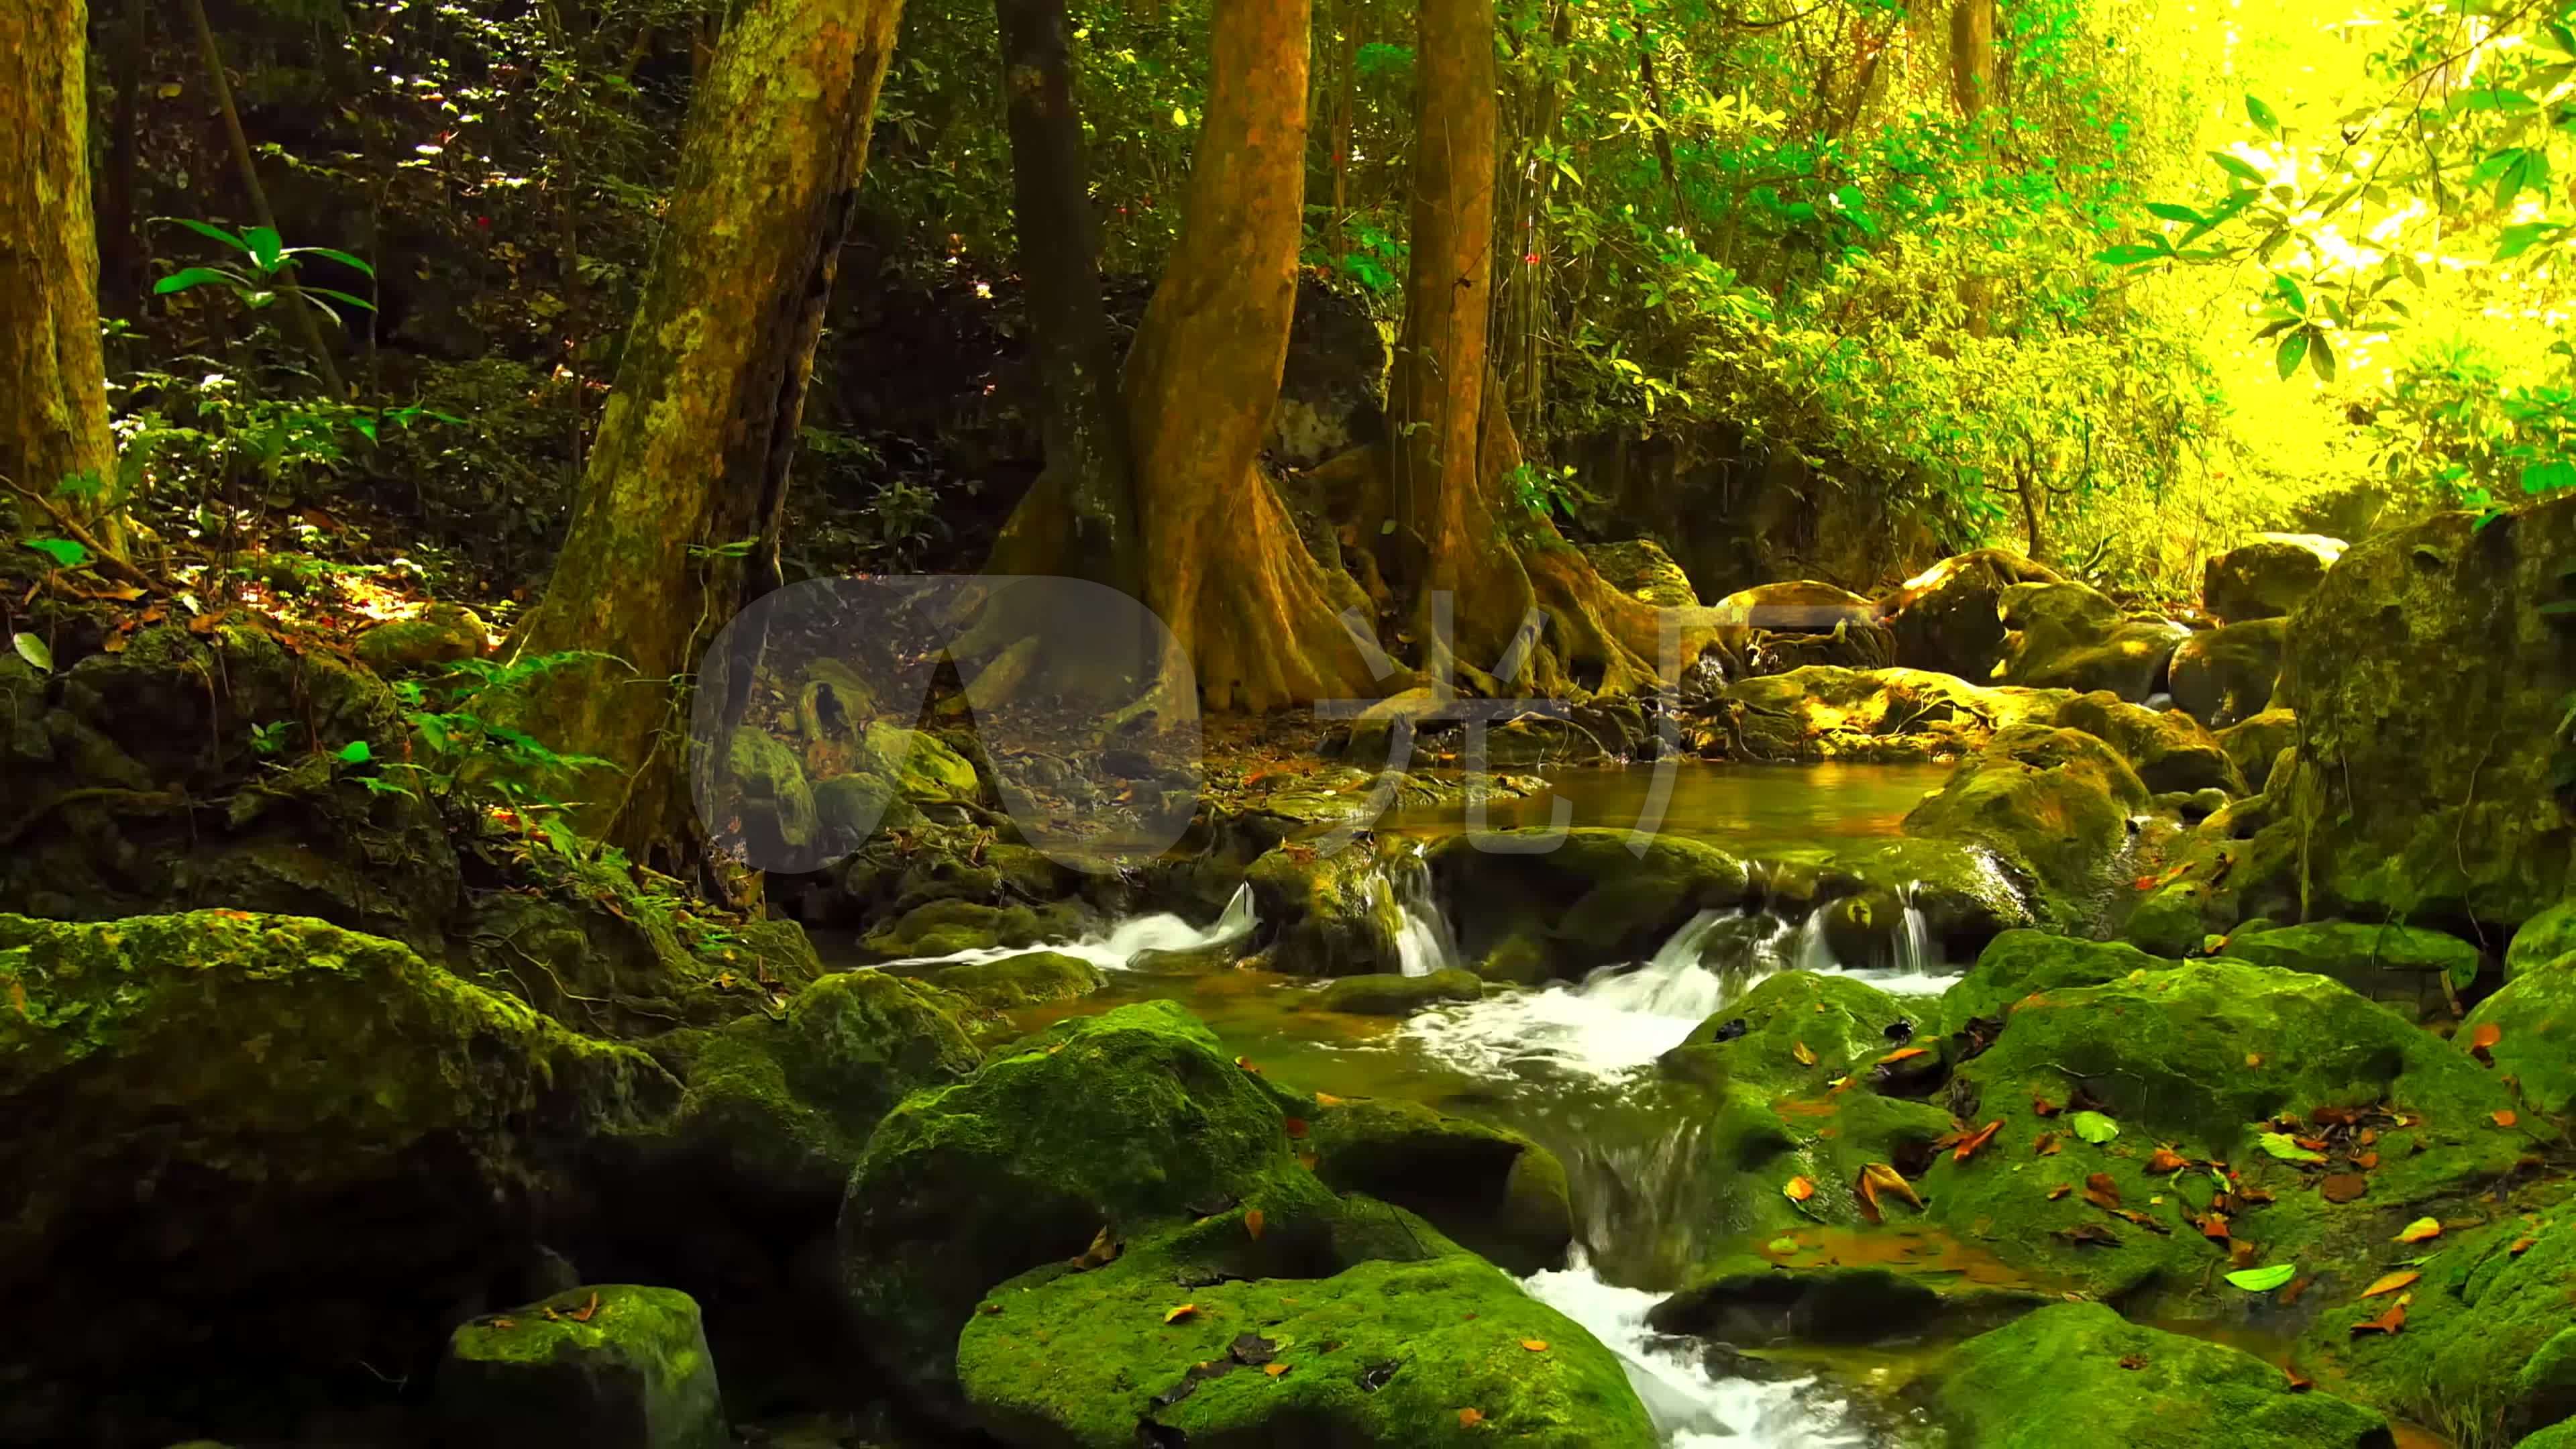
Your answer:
[1246,843,1408,976]
[1301,1095,1572,1275]
[2517,1423,2576,1449]
[1928,1302,2390,1448]
[2508,902,2576,981]
[2171,619,2290,729]
[838,1000,1328,1413]
[921,950,1104,1010]
[2300,1209,2576,1445]
[1902,724,2151,926]
[1311,969,1484,1016]
[2218,708,2300,792]
[861,721,979,803]
[1430,828,1750,979]
[2226,920,2483,1020]
[441,1285,725,1449]
[2461,951,2576,1118]
[2057,690,2246,795]
[863,898,1045,958]
[1939,928,2182,1027]
[352,603,488,672]
[725,728,817,852]
[957,1211,1654,1449]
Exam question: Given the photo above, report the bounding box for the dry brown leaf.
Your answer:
[2510,1236,2537,1255]
[1244,1208,1266,1241]
[491,1318,516,1330]
[1313,1091,1346,1107]
[1457,1407,1485,1428]
[1784,1175,1817,1203]
[1165,1303,1200,1324]
[2031,1095,2060,1117]
[1520,1340,1550,1352]
[2361,1271,2419,1298]
[2349,1301,2406,1337]
[1859,1163,1923,1217]
[1876,1046,1929,1065]
[2146,1146,2189,1173]
[1265,1363,1289,1377]
[2396,1218,2443,1244]
[566,1291,600,1324]
[2319,1174,2369,1205]
[1283,1117,1309,1139]
[2035,1131,2061,1157]
[2084,1172,2122,1211]
[2467,1022,2502,1051]
[1954,1120,2004,1163]
[1792,1040,1818,1066]
[2047,1183,2073,1201]
[2493,1110,2519,1128]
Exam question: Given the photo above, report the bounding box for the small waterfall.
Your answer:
[1521,1253,1877,1448]
[1578,909,1733,1018]
[1893,894,1932,980]
[1790,903,1837,974]
[1387,850,1460,978]
[874,883,1257,973]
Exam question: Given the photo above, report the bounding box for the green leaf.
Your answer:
[2496,222,2558,261]
[2258,1132,2326,1164]
[2246,95,2282,135]
[19,537,89,568]
[2309,329,2339,383]
[2276,331,2311,380]
[2144,201,2206,225]
[2068,1110,2120,1144]
[244,225,284,272]
[2210,151,2267,184]
[2225,1263,2298,1292]
[11,633,52,672]
[1766,1236,1799,1254]
[336,739,373,765]
[153,266,243,296]
[2524,461,2576,494]
[2094,244,2169,266]
[282,245,375,278]
[159,216,248,254]
[303,286,378,313]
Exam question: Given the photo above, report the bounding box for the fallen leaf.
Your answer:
[2032,1095,2060,1117]
[1313,1091,1346,1107]
[1265,1363,1289,1377]
[2047,1183,2073,1201]
[2035,1131,2062,1156]
[2068,1110,2120,1144]
[2396,1218,2442,1244]
[2055,1223,2120,1246]
[2146,1146,2189,1173]
[7,979,24,1020]
[2227,1263,2298,1292]
[491,1318,516,1330]
[1283,1117,1309,1138]
[2246,1053,2264,1067]
[1071,1225,1123,1270]
[2361,1271,2420,1298]
[2119,1354,2149,1370]
[2493,1110,2518,1128]
[566,1291,600,1323]
[2319,1174,2370,1204]
[2084,1172,2123,1210]
[1165,1304,1200,1324]
[2468,1022,2502,1051]
[1856,1163,1923,1223]
[1520,1340,1549,1352]
[1244,1209,1265,1241]
[2355,1151,2380,1170]
[1235,1056,1263,1074]
[1458,1407,1485,1428]
[2258,1132,2327,1165]
[1784,1175,1816,1203]
[1876,1046,1929,1065]
[1792,1040,1818,1066]
[1954,1120,2003,1163]
[2230,1240,2261,1269]
[2197,1211,2231,1242]
[2510,1236,2537,1255]
[2284,1365,2313,1392]
[2350,1301,2407,1337]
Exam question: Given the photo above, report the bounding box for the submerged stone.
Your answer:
[1927,1302,2390,1448]
[440,1285,726,1449]
[918,949,1104,1010]
[1312,967,1483,1015]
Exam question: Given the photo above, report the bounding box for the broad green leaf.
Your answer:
[2524,461,2576,494]
[2210,151,2267,184]
[2496,223,2557,261]
[2094,244,2168,266]
[304,286,378,313]
[2069,1110,2119,1144]
[11,632,52,673]
[2309,329,2338,383]
[244,225,284,272]
[19,537,89,568]
[2246,95,2281,135]
[2225,1263,2298,1292]
[160,216,248,254]
[2258,1131,2326,1163]
[2144,201,2205,224]
[2275,331,2311,380]
[153,266,242,296]
[337,739,373,765]
[284,244,376,278]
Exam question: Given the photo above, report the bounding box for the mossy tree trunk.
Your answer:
[500,0,904,873]
[1118,0,1375,710]
[0,0,117,541]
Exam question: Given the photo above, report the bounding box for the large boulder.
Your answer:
[1581,537,1699,608]
[1715,579,1876,632]
[0,912,675,1442]
[837,1002,1331,1416]
[2223,920,2484,1021]
[352,601,489,673]
[2121,792,2303,957]
[2205,534,2346,622]
[2459,949,2576,1117]
[1994,581,2191,702]
[1429,828,1749,982]
[2217,708,2299,792]
[1716,665,2069,763]
[1880,548,2066,681]
[2170,618,2288,727]
[1301,1094,1574,1275]
[1927,1303,2392,1449]
[917,949,1104,1010]
[1245,842,1411,977]
[2508,900,2576,981]
[957,1211,1654,1449]
[2279,498,2576,925]
[1902,724,2150,924]
[439,1285,727,1449]
[2055,691,2245,796]
[1311,968,1484,1015]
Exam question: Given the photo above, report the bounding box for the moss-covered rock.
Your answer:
[811,770,914,845]
[2171,618,2288,728]
[1245,843,1409,976]
[2518,1421,2576,1449]
[2299,1209,2576,1444]
[2224,920,2483,1021]
[1300,1095,1574,1275]
[1715,579,1877,630]
[1938,928,2183,1026]
[1430,828,1750,981]
[1718,665,2072,762]
[2459,950,2576,1117]
[1927,1302,2391,1448]
[653,968,979,1203]
[352,602,489,673]
[1582,537,1700,607]
[2278,499,2576,925]
[920,950,1103,1010]
[1311,967,1484,1015]
[2057,691,2246,795]
[440,1285,725,1449]
[1902,724,2149,924]
[1648,1262,2048,1346]
[2218,708,2300,792]
[1994,581,2190,702]
[861,720,981,804]
[956,1210,1655,1449]
[862,898,1049,959]
[2508,900,2576,981]
[2206,535,2345,623]
[837,1001,1329,1416]
[2121,796,2303,957]
[724,727,819,861]
[0,912,676,1434]
[1880,548,2068,681]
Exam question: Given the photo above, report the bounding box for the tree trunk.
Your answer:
[98,0,148,315]
[995,0,1138,595]
[1120,0,1375,710]
[0,0,117,539]
[500,0,904,872]
[1949,0,1996,117]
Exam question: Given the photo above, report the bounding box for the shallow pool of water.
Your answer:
[1375,761,1955,851]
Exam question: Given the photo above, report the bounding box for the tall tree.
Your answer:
[0,0,117,540]
[1121,0,1376,710]
[499,0,906,871]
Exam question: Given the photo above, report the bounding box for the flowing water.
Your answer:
[867,762,1972,1446]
